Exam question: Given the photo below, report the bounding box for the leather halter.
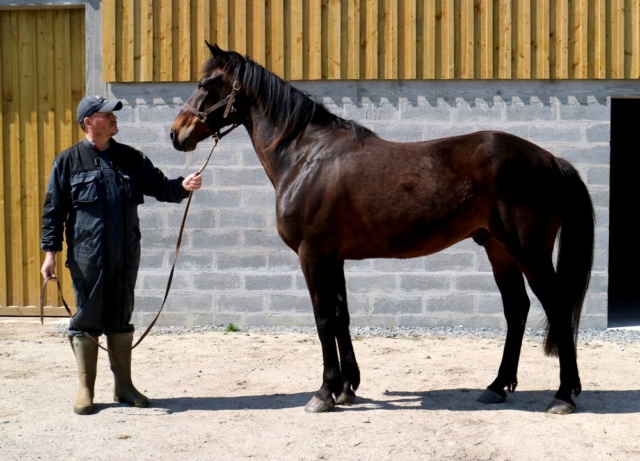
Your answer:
[183,80,240,123]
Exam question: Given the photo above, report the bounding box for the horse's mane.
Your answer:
[207,50,376,151]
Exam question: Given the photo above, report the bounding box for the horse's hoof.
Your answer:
[336,390,356,405]
[477,388,506,404]
[545,398,576,415]
[304,396,335,413]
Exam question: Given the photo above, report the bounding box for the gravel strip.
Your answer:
[52,323,640,344]
[170,325,640,345]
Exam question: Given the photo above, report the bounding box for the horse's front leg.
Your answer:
[334,262,360,405]
[299,247,344,413]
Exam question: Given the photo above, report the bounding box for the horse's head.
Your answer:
[170,43,244,152]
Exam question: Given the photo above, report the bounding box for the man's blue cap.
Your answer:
[77,95,123,124]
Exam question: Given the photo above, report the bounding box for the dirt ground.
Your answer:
[1,318,639,461]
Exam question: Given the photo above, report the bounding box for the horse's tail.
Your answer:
[544,158,595,356]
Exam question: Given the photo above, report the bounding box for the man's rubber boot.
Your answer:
[69,335,99,415]
[106,331,149,408]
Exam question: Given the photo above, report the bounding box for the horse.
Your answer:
[170,43,595,415]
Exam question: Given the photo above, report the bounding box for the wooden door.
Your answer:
[0,7,85,316]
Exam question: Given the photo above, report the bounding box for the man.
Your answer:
[41,95,202,415]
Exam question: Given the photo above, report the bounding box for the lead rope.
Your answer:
[40,134,224,352]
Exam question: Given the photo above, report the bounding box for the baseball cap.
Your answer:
[77,95,123,124]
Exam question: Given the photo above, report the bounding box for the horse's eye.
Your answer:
[197,75,221,89]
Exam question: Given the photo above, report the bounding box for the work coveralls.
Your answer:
[41,139,189,336]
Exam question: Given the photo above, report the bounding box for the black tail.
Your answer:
[544,158,595,356]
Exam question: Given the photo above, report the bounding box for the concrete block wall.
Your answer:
[108,80,622,331]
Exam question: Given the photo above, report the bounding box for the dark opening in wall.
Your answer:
[608,97,640,328]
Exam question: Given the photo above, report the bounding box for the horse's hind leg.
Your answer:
[525,266,581,414]
[334,263,360,405]
[478,238,531,404]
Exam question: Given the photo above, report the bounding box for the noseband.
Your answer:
[183,80,240,124]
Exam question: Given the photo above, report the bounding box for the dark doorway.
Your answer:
[608,97,640,327]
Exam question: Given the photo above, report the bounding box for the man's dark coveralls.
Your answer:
[41,139,189,336]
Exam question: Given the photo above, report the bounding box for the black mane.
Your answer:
[205,49,376,150]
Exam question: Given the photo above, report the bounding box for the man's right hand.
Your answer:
[41,251,57,280]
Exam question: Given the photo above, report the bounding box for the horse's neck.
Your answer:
[245,110,295,189]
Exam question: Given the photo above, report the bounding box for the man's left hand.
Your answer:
[182,172,202,191]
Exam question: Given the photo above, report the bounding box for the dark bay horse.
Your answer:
[170,43,594,415]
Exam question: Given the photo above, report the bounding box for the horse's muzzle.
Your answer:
[169,129,189,152]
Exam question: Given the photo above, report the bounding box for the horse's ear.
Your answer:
[206,41,222,56]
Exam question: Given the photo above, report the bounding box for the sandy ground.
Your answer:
[1,318,639,461]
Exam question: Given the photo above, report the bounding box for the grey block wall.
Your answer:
[107,80,624,331]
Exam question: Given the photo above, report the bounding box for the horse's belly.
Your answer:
[337,218,479,260]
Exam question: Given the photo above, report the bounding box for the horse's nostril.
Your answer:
[169,130,175,141]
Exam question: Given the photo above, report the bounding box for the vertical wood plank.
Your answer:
[439,0,454,78]
[554,0,569,78]
[214,0,229,49]
[170,1,180,80]
[122,0,135,81]
[69,9,85,139]
[140,0,154,81]
[611,0,625,78]
[532,0,549,78]
[399,0,416,79]
[326,0,342,79]
[306,0,322,79]
[290,0,304,79]
[247,0,266,65]
[591,0,606,78]
[178,1,191,81]
[193,0,209,77]
[477,0,492,78]
[573,0,589,78]
[37,10,56,306]
[233,0,247,55]
[220,0,229,49]
[16,11,34,304]
[381,0,398,79]
[346,0,361,79]
[157,0,173,81]
[133,0,141,80]
[102,0,117,81]
[495,0,512,78]
[623,0,632,77]
[516,0,531,78]
[267,0,285,76]
[362,0,378,79]
[459,0,474,78]
[0,12,9,306]
[632,0,640,77]
[421,0,436,78]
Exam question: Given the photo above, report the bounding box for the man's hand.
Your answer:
[182,172,203,191]
[41,251,57,280]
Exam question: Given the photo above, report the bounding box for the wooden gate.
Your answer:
[0,6,85,316]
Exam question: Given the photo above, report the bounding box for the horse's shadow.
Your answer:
[147,388,640,415]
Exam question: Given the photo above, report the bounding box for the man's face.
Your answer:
[87,111,119,137]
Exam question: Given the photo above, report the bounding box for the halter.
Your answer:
[183,79,240,123]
